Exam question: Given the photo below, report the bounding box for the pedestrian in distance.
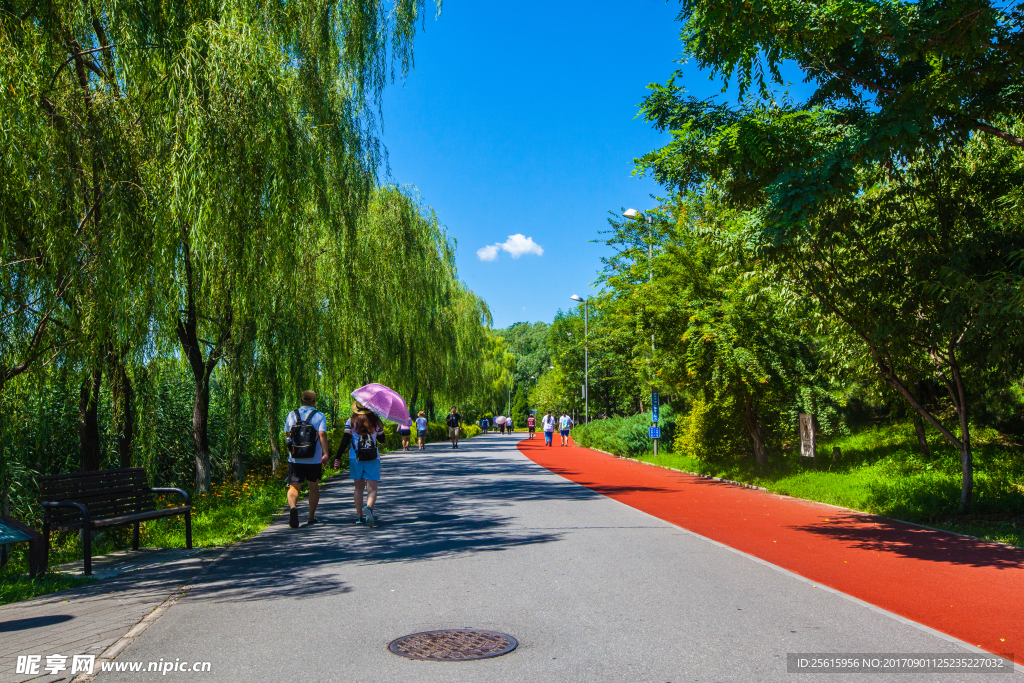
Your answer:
[506,416,514,433]
[559,411,574,446]
[542,410,556,447]
[527,413,536,439]
[284,390,329,528]
[399,422,411,451]
[446,406,462,448]
[334,400,385,527]
[478,416,488,434]
[415,411,428,451]
[499,417,505,435]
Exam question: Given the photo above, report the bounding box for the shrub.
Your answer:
[571,406,677,458]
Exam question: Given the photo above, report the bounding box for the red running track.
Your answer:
[517,437,1024,663]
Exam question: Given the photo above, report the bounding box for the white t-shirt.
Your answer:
[542,415,556,432]
[559,415,573,430]
[284,407,327,463]
[415,417,428,432]
[345,418,385,459]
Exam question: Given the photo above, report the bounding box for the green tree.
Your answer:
[676,0,1024,149]
[637,84,1024,508]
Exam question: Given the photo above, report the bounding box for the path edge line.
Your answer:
[69,541,240,683]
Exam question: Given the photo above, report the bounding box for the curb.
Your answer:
[70,542,239,683]
[68,473,352,681]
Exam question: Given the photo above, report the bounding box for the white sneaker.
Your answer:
[363,505,375,528]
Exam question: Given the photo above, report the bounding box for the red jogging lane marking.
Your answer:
[517,437,1024,663]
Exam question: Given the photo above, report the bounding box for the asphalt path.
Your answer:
[101,435,1019,682]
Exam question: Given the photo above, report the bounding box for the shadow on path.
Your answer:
[190,438,577,603]
[787,514,1024,570]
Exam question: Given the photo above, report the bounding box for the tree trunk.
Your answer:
[110,359,134,468]
[268,411,281,474]
[912,413,930,459]
[174,233,230,494]
[229,373,243,482]
[78,368,103,471]
[741,392,769,467]
[949,357,973,512]
[871,345,973,511]
[191,374,212,493]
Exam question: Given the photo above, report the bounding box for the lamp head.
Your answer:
[569,294,583,302]
[623,208,639,219]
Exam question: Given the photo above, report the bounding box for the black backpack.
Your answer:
[354,431,379,462]
[289,409,320,459]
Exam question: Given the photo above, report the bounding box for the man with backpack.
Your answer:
[446,406,462,448]
[284,390,329,528]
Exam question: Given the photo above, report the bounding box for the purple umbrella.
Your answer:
[351,383,412,427]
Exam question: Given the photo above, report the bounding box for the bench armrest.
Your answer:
[41,501,91,528]
[150,488,190,506]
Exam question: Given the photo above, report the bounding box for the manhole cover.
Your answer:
[388,629,518,661]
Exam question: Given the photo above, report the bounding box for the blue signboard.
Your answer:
[649,426,661,440]
[651,391,660,423]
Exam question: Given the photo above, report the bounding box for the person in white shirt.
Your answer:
[559,411,574,446]
[541,410,556,447]
[283,390,329,528]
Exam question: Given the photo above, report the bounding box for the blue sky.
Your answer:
[378,1,717,328]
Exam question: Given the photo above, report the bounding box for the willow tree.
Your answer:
[2,0,440,490]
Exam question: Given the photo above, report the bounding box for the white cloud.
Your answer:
[500,234,544,258]
[476,244,500,261]
[476,234,544,261]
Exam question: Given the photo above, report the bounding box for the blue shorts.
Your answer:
[560,429,570,437]
[350,457,380,481]
[544,431,553,442]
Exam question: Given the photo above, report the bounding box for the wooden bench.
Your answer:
[39,467,192,576]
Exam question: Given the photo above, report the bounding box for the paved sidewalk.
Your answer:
[95,434,1018,682]
[0,548,217,683]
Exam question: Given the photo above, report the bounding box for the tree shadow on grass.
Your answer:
[787,514,1024,570]
[188,441,586,603]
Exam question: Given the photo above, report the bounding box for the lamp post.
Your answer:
[569,294,588,423]
[624,208,659,455]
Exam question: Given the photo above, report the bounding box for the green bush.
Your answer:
[674,396,749,461]
[571,406,677,458]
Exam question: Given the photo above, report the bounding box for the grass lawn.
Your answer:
[631,421,1024,549]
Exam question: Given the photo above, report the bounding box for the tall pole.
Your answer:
[648,215,657,455]
[584,298,589,424]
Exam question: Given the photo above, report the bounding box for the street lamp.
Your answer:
[570,294,588,424]
[625,208,660,455]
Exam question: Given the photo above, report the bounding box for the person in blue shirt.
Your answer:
[415,411,428,451]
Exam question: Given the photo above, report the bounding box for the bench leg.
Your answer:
[185,511,192,550]
[82,527,92,577]
[132,521,140,551]
[27,538,41,578]
[40,523,50,576]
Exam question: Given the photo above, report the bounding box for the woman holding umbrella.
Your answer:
[334,384,412,528]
